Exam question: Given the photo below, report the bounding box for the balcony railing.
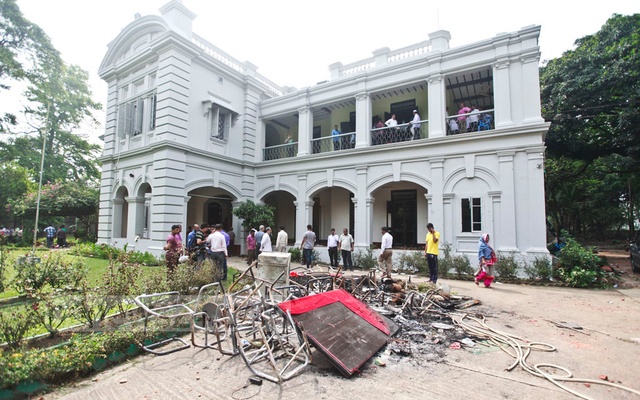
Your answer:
[370,120,427,145]
[263,142,297,161]
[311,132,356,154]
[446,109,494,135]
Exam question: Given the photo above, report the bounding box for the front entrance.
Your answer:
[388,190,417,247]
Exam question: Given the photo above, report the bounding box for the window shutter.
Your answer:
[134,97,144,135]
[117,104,126,138]
[149,93,157,130]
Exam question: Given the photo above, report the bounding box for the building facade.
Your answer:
[98,0,550,262]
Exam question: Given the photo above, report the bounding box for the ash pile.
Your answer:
[288,269,483,368]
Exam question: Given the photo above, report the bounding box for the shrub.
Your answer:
[494,253,520,280]
[397,251,428,274]
[12,254,86,295]
[353,246,377,270]
[439,242,473,277]
[288,247,301,263]
[555,230,607,287]
[0,304,38,349]
[523,256,553,281]
[32,292,77,337]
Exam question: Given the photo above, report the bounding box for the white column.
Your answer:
[182,195,190,233]
[442,193,454,246]
[112,198,124,239]
[297,106,312,156]
[124,196,143,240]
[353,166,369,248]
[232,200,243,254]
[355,92,372,148]
[526,149,549,255]
[427,75,446,138]
[497,151,517,251]
[294,174,308,245]
[521,54,545,124]
[429,158,444,232]
[493,59,514,128]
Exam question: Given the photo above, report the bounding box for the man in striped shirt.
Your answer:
[44,225,56,248]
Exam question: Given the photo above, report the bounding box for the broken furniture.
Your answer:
[134,291,193,355]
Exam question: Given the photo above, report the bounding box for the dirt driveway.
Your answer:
[46,257,640,400]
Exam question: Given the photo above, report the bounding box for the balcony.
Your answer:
[311,132,356,154]
[263,142,297,161]
[445,109,494,135]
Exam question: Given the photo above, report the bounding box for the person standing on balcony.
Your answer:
[384,114,398,144]
[424,223,440,284]
[327,228,340,269]
[332,125,341,151]
[468,105,480,132]
[457,102,471,132]
[275,226,288,252]
[300,225,316,269]
[410,109,421,140]
[378,226,393,278]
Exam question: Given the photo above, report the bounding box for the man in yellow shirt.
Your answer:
[424,223,440,284]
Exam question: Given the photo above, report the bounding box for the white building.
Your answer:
[97,0,550,263]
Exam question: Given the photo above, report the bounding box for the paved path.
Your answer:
[46,257,640,400]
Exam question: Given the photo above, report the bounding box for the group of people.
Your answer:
[165,223,236,281]
[169,220,496,288]
[447,102,490,134]
[43,224,68,248]
[373,109,422,144]
[0,226,22,243]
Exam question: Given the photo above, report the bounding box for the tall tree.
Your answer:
[0,0,57,132]
[541,14,640,238]
[0,0,102,182]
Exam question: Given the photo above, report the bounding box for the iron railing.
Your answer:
[370,120,427,145]
[311,132,356,154]
[446,109,494,135]
[263,142,298,161]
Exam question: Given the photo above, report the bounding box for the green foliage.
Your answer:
[0,329,152,389]
[555,231,607,287]
[11,254,86,295]
[11,180,98,219]
[439,242,473,277]
[101,256,142,315]
[397,251,428,274]
[0,234,7,292]
[0,303,37,349]
[540,14,640,238]
[287,247,301,263]
[352,247,377,270]
[523,257,554,281]
[72,242,163,266]
[31,292,77,337]
[232,200,275,232]
[493,253,520,280]
[0,162,34,221]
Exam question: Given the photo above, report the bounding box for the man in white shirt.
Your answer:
[327,228,340,269]
[338,228,354,271]
[384,114,398,128]
[468,105,480,131]
[260,227,273,252]
[378,226,393,278]
[275,226,288,252]
[410,109,421,140]
[206,224,228,281]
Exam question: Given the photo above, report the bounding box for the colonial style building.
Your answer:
[98,0,550,262]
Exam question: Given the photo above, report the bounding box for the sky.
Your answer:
[10,0,640,143]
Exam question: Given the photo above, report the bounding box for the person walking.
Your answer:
[378,227,393,278]
[246,229,257,265]
[275,226,288,252]
[44,224,56,248]
[424,223,440,284]
[255,225,265,255]
[338,228,354,271]
[206,224,228,281]
[164,224,183,273]
[476,233,496,288]
[300,225,316,269]
[327,228,339,269]
[260,227,273,252]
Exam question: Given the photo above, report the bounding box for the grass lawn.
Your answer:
[0,248,161,300]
